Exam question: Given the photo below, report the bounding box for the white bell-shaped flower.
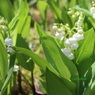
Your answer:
[68,37,77,44]
[61,48,71,56]
[76,19,82,27]
[90,7,95,14]
[14,65,19,72]
[68,53,74,60]
[64,39,71,47]
[78,29,84,34]
[4,38,13,46]
[52,25,58,31]
[73,33,84,40]
[7,46,14,53]
[71,42,79,50]
[55,32,65,40]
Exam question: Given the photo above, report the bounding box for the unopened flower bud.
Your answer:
[78,29,83,34]
[52,25,58,31]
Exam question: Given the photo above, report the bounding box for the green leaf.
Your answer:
[16,47,58,75]
[37,0,48,29]
[37,0,48,20]
[46,68,73,95]
[0,0,14,22]
[16,34,34,71]
[47,0,62,21]
[69,0,76,8]
[0,40,8,89]
[76,28,95,64]
[35,22,79,93]
[21,16,31,38]
[8,0,30,45]
[74,6,92,17]
[83,62,95,95]
[77,0,91,9]
[0,67,13,95]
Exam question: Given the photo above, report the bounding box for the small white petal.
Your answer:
[64,39,71,47]
[68,53,74,60]
[76,19,82,26]
[57,28,64,33]
[7,46,14,53]
[68,37,77,44]
[61,48,71,56]
[73,33,84,40]
[71,42,79,50]
[78,29,83,34]
[14,65,19,72]
[55,32,64,39]
[52,25,58,31]
[90,7,95,14]
[4,38,13,46]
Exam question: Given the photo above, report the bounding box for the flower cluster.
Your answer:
[90,1,95,18]
[4,37,14,53]
[0,16,8,32]
[52,24,65,40]
[52,13,84,60]
[0,16,14,53]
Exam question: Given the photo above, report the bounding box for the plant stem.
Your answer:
[31,72,36,95]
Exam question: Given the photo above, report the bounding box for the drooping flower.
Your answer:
[68,53,74,60]
[61,48,74,60]
[4,38,13,46]
[73,33,84,40]
[14,65,19,72]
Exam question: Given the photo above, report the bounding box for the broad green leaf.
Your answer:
[0,67,13,95]
[8,0,30,45]
[77,0,91,9]
[17,53,34,71]
[0,0,14,22]
[46,68,73,95]
[37,1,48,20]
[21,16,31,38]
[16,47,58,75]
[75,28,94,64]
[47,0,62,21]
[0,40,8,89]
[35,22,79,92]
[16,34,34,71]
[37,0,48,29]
[75,28,95,94]
[83,62,95,95]
[16,1,29,35]
[69,0,76,8]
